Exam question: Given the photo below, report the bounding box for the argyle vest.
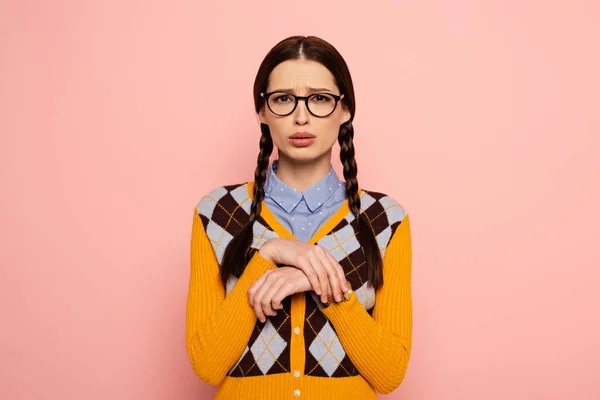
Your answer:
[195,182,407,378]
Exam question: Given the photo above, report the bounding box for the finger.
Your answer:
[271,275,297,309]
[248,270,271,308]
[328,280,335,304]
[259,275,286,318]
[296,256,322,297]
[324,249,349,293]
[253,272,279,322]
[271,296,284,310]
[317,248,344,302]
[250,271,274,322]
[307,250,330,303]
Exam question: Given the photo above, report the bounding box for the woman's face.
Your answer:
[258,59,351,163]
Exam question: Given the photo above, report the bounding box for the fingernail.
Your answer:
[336,294,342,302]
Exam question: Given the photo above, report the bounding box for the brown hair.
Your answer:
[219,35,384,290]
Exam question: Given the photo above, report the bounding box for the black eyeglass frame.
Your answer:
[260,91,345,117]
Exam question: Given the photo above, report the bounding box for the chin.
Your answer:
[282,147,328,163]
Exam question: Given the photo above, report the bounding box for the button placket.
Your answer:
[289,292,305,400]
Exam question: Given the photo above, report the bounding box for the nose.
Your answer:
[293,98,309,125]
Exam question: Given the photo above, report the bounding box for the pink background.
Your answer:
[1,1,599,399]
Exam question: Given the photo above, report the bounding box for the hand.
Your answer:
[259,238,349,304]
[248,266,312,323]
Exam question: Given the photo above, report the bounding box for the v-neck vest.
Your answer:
[195,181,407,379]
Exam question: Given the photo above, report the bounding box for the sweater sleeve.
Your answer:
[186,207,277,385]
[321,214,413,394]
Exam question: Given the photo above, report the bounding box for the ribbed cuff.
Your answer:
[238,251,278,285]
[320,290,362,320]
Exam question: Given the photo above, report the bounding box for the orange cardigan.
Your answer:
[186,182,412,399]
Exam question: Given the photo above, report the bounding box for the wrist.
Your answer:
[258,239,277,263]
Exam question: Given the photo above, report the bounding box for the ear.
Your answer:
[341,107,351,125]
[257,108,268,125]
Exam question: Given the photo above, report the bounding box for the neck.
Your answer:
[275,150,333,192]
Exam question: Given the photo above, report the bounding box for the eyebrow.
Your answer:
[271,87,334,93]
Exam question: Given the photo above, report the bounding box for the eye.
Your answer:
[310,94,334,103]
[273,94,292,103]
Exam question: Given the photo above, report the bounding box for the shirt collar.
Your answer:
[264,159,343,213]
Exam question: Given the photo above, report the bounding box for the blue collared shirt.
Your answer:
[263,159,347,242]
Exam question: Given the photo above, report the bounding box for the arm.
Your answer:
[321,215,413,394]
[186,208,277,385]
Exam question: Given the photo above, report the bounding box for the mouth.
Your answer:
[289,132,316,139]
[288,132,316,147]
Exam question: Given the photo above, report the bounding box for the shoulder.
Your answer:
[359,189,409,256]
[359,188,408,226]
[195,181,252,219]
[359,188,409,241]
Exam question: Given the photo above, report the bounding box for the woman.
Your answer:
[186,35,412,399]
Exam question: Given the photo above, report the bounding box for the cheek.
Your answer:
[319,121,341,145]
[265,119,288,148]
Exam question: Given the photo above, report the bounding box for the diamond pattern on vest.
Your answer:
[195,183,407,378]
[303,189,406,377]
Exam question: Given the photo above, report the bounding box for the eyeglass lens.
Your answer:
[267,92,337,117]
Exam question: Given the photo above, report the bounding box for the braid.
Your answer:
[338,121,384,289]
[219,124,273,287]
[338,121,360,216]
[249,124,273,221]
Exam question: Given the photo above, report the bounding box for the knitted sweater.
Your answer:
[186,181,412,399]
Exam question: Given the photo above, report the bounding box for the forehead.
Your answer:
[267,59,338,92]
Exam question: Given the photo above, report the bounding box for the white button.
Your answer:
[294,389,301,397]
[317,187,320,190]
[302,227,305,230]
[294,327,300,335]
[293,370,301,378]
[281,188,283,191]
[291,217,294,221]
[308,222,311,225]
[318,202,321,205]
[319,212,322,215]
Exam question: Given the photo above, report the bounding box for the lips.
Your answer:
[289,132,316,139]
[288,132,316,147]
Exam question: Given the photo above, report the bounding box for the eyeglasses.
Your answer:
[260,91,345,117]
